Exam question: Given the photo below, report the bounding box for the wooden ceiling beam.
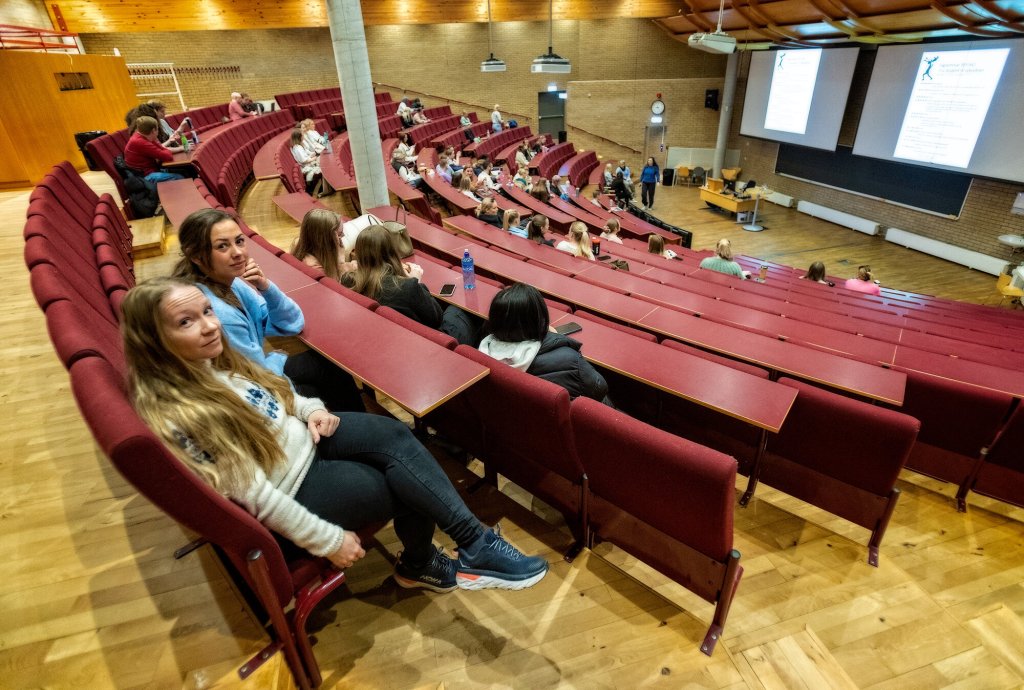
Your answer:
[969,1,1024,32]
[930,0,1017,36]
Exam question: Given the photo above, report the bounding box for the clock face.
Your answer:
[651,99,666,115]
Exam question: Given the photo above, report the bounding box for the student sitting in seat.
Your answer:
[173,209,363,412]
[609,172,632,206]
[600,218,624,245]
[228,92,257,121]
[602,163,614,190]
[475,197,504,229]
[395,133,416,164]
[647,235,678,260]
[515,142,532,170]
[530,179,552,202]
[396,98,414,127]
[699,238,746,278]
[479,283,609,402]
[411,107,430,126]
[391,150,424,189]
[289,129,322,195]
[503,209,528,238]
[300,119,326,155]
[122,277,548,591]
[549,175,572,198]
[513,166,531,190]
[435,154,456,184]
[443,146,464,173]
[459,175,482,202]
[555,222,595,260]
[844,264,882,296]
[527,214,556,247]
[123,116,184,184]
[290,208,357,282]
[345,226,480,345]
[801,261,835,286]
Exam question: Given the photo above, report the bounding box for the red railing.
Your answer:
[0,24,80,53]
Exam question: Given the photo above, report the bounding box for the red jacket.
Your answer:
[124,131,173,176]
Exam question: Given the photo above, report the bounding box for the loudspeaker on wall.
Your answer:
[705,89,720,111]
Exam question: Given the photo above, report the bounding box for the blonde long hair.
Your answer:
[566,221,594,260]
[122,278,295,493]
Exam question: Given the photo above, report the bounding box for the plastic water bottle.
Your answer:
[180,133,189,152]
[461,250,476,291]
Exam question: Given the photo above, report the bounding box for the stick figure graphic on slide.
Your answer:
[777,53,786,70]
[922,56,938,80]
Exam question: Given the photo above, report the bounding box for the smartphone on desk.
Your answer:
[555,321,583,336]
[440,283,456,296]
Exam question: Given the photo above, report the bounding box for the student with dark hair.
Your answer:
[802,261,834,285]
[639,157,660,210]
[345,226,480,345]
[610,171,632,206]
[478,283,608,402]
[173,208,363,412]
[527,215,555,246]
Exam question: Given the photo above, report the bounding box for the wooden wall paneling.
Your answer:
[0,52,137,184]
[0,117,31,189]
[50,0,686,33]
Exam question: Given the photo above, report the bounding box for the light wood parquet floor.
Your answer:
[2,170,1023,689]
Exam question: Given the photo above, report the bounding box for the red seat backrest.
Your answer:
[570,396,736,561]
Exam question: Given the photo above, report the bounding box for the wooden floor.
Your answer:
[3,170,1024,689]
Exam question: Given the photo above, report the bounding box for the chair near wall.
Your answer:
[995,273,1023,307]
[674,165,691,187]
[690,166,707,187]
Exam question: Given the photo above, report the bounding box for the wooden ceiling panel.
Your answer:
[654,0,1024,45]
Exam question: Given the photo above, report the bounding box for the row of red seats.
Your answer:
[472,124,533,162]
[275,87,391,113]
[562,150,600,188]
[401,109,457,145]
[25,160,355,688]
[163,102,230,133]
[191,110,295,207]
[532,141,576,180]
[431,121,489,151]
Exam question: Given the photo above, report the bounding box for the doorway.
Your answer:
[537,91,566,139]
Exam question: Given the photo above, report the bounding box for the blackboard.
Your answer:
[775,144,972,216]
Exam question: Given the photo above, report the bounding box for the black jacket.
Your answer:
[527,332,608,402]
[379,278,442,328]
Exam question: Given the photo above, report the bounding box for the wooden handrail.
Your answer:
[373,81,533,128]
[567,125,641,155]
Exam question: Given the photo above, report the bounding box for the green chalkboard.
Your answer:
[776,144,972,216]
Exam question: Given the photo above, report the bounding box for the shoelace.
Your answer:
[430,548,455,576]
[486,535,522,561]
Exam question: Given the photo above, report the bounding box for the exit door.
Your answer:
[537,91,565,138]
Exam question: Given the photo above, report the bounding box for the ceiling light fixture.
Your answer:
[532,0,571,74]
[480,0,506,72]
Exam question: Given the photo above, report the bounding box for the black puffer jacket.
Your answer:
[527,332,609,402]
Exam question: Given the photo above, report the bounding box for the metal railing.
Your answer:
[0,24,80,53]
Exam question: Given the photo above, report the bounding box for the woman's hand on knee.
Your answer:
[328,532,365,569]
[308,410,340,443]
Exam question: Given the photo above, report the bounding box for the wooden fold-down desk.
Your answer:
[244,240,490,416]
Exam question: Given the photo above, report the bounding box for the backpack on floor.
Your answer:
[113,155,160,218]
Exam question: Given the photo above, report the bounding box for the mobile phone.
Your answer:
[555,322,583,336]
[440,283,456,296]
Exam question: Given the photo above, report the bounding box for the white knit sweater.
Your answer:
[204,372,345,557]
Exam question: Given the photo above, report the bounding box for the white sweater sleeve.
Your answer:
[234,466,345,557]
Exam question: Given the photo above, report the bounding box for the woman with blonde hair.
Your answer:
[647,234,677,260]
[844,264,881,295]
[513,166,531,190]
[290,208,356,282]
[503,209,527,238]
[698,238,745,278]
[555,221,595,260]
[122,277,548,590]
[458,174,481,202]
[300,119,325,155]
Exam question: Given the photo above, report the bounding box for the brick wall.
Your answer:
[0,0,51,28]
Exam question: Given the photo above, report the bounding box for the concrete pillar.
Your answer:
[325,0,389,211]
[712,52,739,180]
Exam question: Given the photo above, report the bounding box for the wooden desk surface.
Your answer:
[500,183,576,229]
[639,307,907,405]
[699,187,758,214]
[892,346,1024,399]
[272,192,329,224]
[290,283,490,417]
[163,151,195,168]
[550,312,797,432]
[157,179,210,231]
[244,240,318,295]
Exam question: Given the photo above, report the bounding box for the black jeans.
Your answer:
[641,181,656,208]
[292,413,485,566]
[284,349,364,412]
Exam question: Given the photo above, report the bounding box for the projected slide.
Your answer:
[764,49,822,134]
[893,48,1010,168]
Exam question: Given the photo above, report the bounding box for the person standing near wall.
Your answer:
[491,104,504,134]
[640,157,660,210]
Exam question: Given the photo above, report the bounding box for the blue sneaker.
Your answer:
[456,525,549,591]
[393,547,458,593]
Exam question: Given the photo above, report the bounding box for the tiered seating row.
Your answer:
[561,150,599,189]
[163,102,230,132]
[531,141,576,179]
[470,125,533,161]
[431,121,490,151]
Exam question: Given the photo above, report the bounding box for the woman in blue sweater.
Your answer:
[639,157,660,210]
[173,208,363,412]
